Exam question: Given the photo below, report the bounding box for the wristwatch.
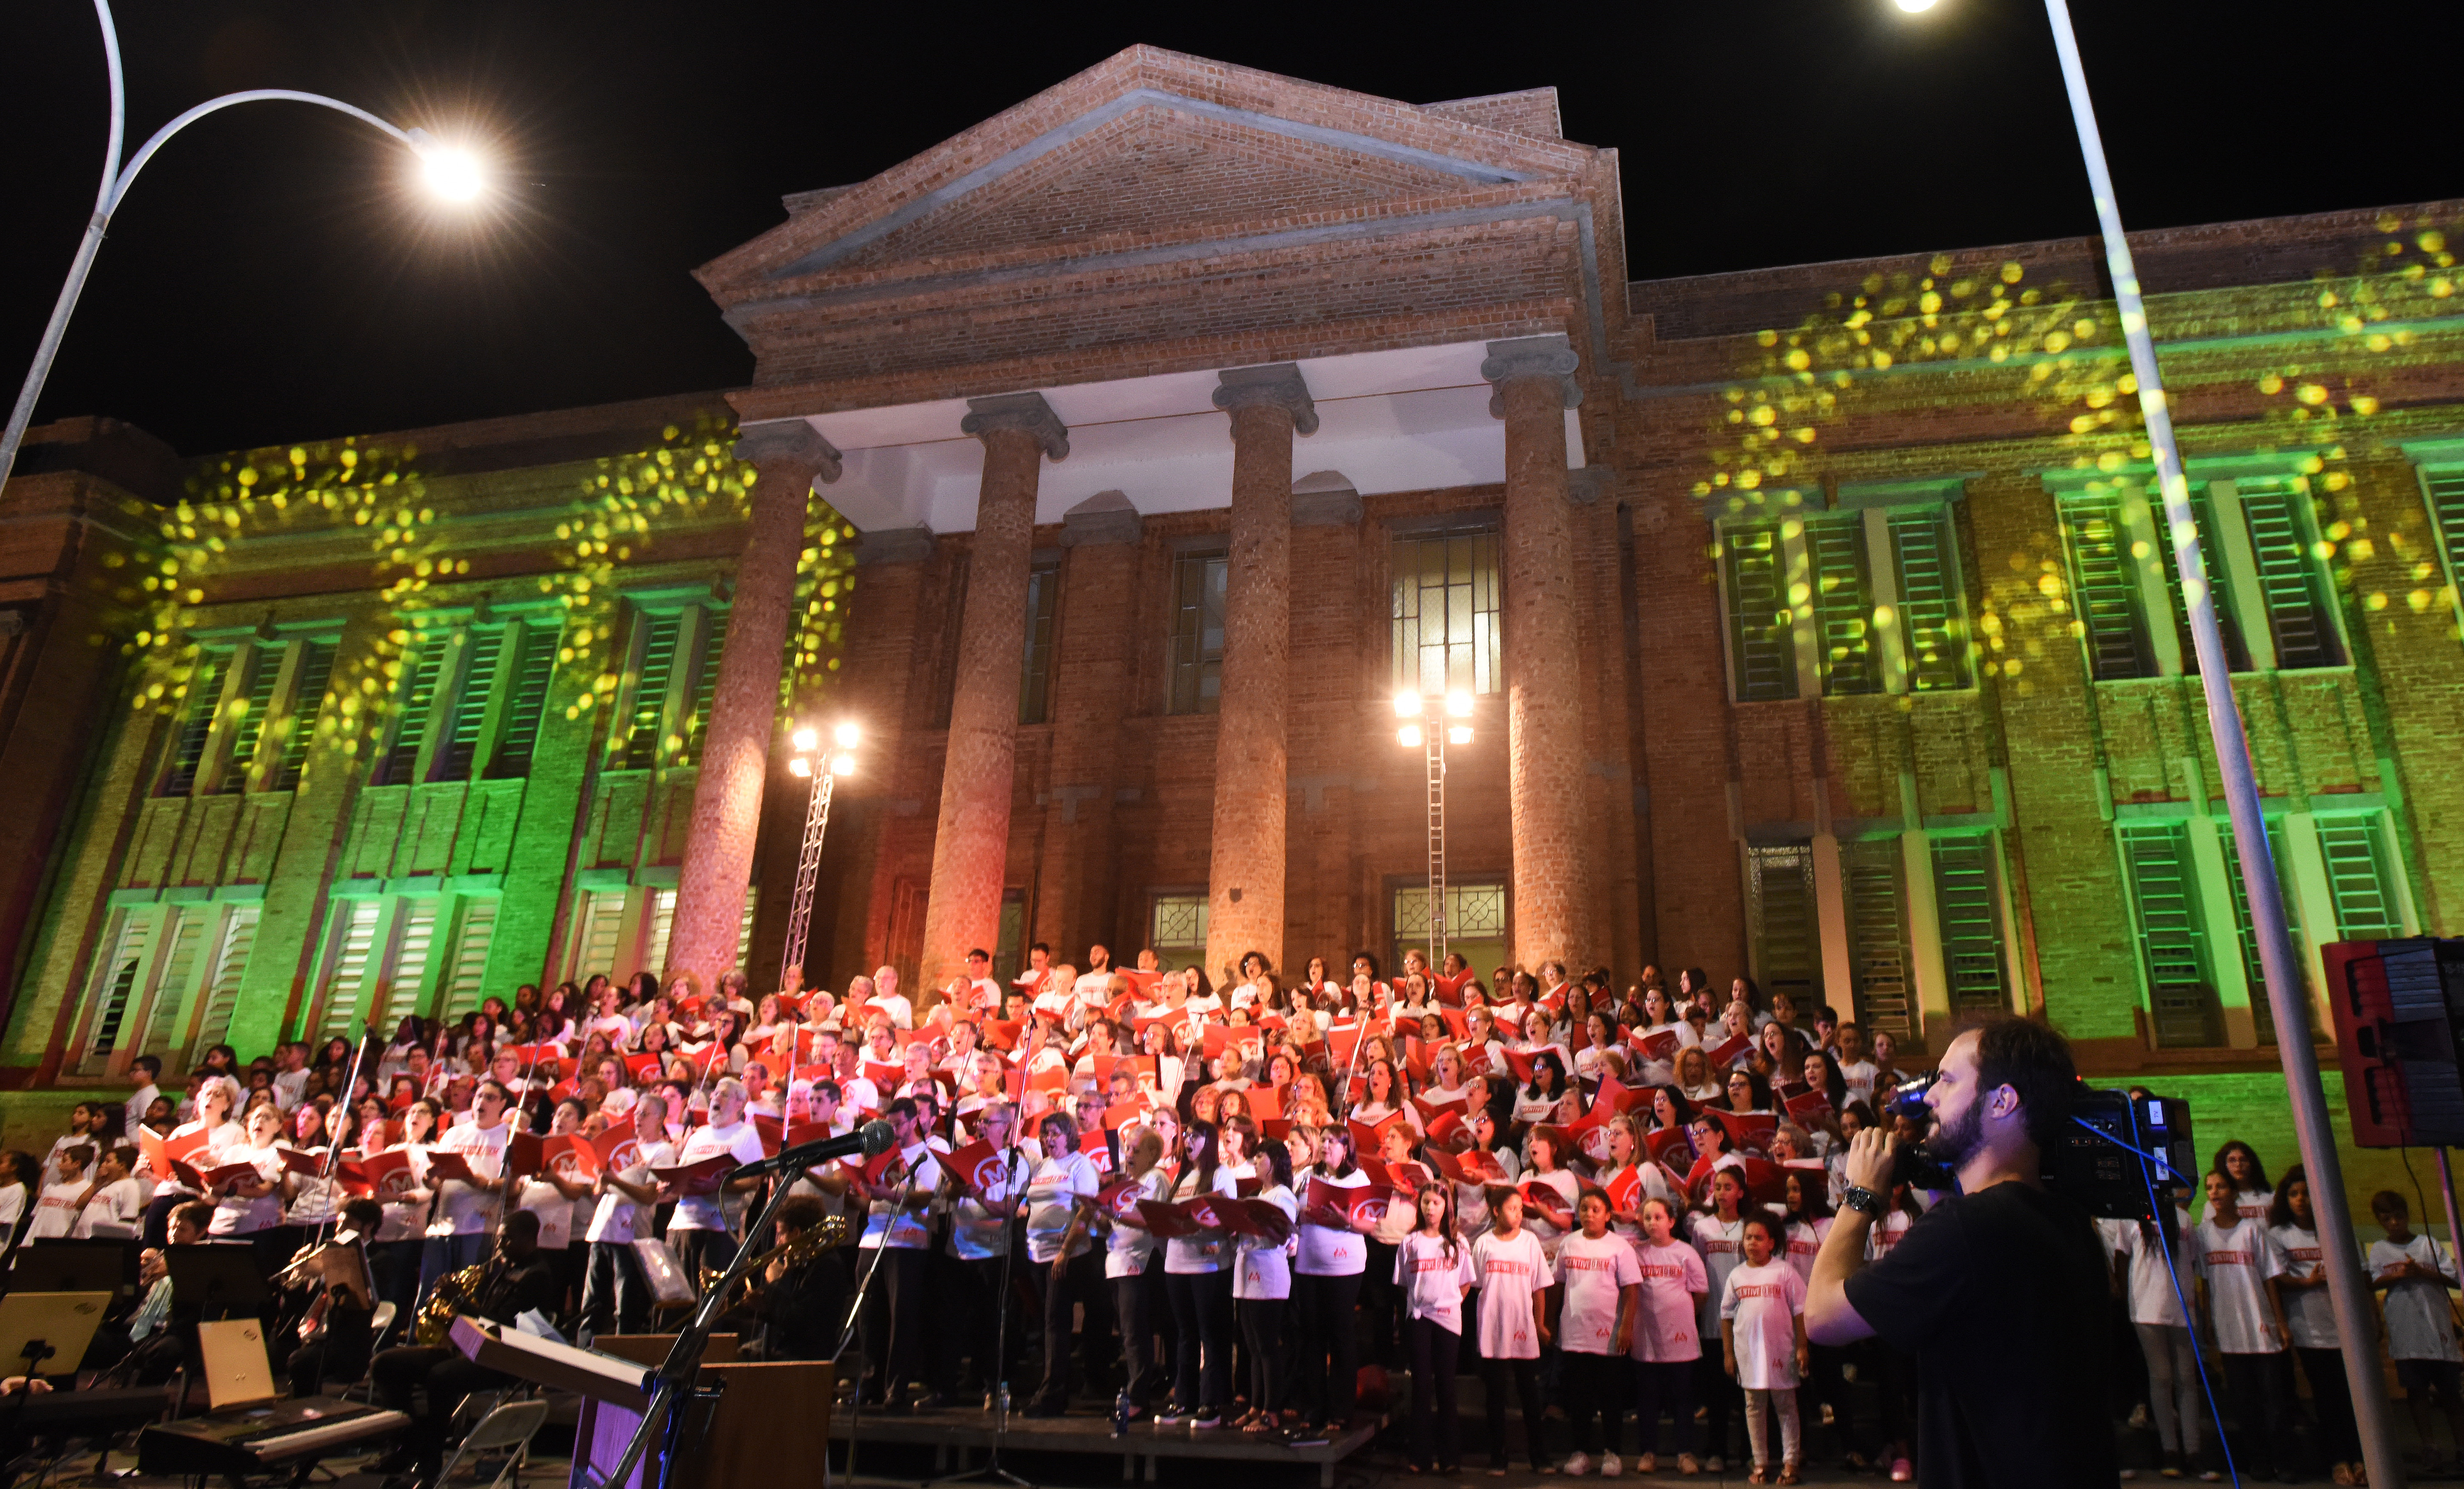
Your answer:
[1841,1184,1885,1218]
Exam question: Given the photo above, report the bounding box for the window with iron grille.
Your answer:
[1166,552,1227,716]
[1391,525,1502,698]
[1746,843,1822,1005]
[1150,893,1208,956]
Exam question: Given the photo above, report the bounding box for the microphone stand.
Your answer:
[829,1167,918,1489]
[929,1105,1036,1489]
[304,1024,375,1252]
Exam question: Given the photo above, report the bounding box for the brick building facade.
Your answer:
[3,46,2462,1197]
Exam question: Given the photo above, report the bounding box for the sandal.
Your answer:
[1676,1455,1701,1478]
[1779,1463,1802,1486]
[1242,1412,1279,1435]
[1747,1467,1772,1486]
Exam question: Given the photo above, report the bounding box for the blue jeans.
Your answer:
[416,1231,489,1307]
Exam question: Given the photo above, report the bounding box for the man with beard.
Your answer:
[1803,1018,2113,1488]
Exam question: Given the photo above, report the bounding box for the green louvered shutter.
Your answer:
[180,906,256,1068]
[1809,517,1880,695]
[434,627,505,782]
[2318,817,2406,941]
[2215,820,2298,1046]
[683,610,730,763]
[2151,488,2251,674]
[1888,508,1971,691]
[2238,479,2343,669]
[438,898,499,1022]
[1931,836,2011,1012]
[621,613,683,769]
[1845,839,1914,1042]
[161,652,227,796]
[273,639,338,791]
[1723,524,1797,702]
[2425,472,2464,589]
[2120,823,2221,1047]
[486,624,557,779]
[217,645,286,791]
[2059,493,2153,680]
[85,911,154,1063]
[379,640,447,784]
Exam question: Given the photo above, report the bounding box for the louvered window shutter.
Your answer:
[1844,839,1914,1042]
[487,624,557,778]
[274,640,338,791]
[162,653,227,795]
[2215,821,2298,1046]
[2059,493,2154,680]
[184,906,257,1068]
[1723,524,1798,701]
[85,913,154,1065]
[685,611,730,763]
[2238,479,2343,669]
[380,641,447,784]
[1747,844,1821,1004]
[2318,817,2405,942]
[218,646,285,790]
[1808,517,1880,695]
[622,614,683,769]
[434,628,505,782]
[1930,837,2011,1012]
[2152,490,2251,673]
[1888,509,1972,690]
[317,900,384,1041]
[2119,823,2221,1047]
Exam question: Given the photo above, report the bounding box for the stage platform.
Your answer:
[830,1407,1381,1486]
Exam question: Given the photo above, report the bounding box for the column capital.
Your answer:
[1481,334,1583,418]
[1212,363,1320,436]
[961,392,1070,461]
[731,419,842,483]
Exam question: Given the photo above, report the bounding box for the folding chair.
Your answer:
[435,1398,549,1489]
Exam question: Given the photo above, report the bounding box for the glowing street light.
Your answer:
[1885,4,2395,1481]
[0,0,489,494]
[779,720,860,988]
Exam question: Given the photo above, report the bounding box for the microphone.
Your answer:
[736,1118,899,1177]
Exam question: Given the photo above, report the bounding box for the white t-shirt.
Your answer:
[1295,1168,1368,1277]
[2220,1188,2274,1228]
[515,1173,583,1251]
[1782,1216,1830,1287]
[1106,1167,1172,1279]
[871,992,915,1030]
[73,1176,144,1239]
[2192,1216,2285,1354]
[1472,1228,1552,1360]
[1632,1238,1709,1363]
[206,1143,286,1236]
[584,1139,674,1245]
[668,1120,765,1232]
[1235,1186,1300,1301]
[859,1141,944,1250]
[24,1181,84,1241]
[1555,1230,1643,1356]
[2371,1235,2463,1362]
[1394,1230,1475,1335]
[125,1085,160,1141]
[427,1120,511,1237]
[154,1118,243,1198]
[2109,1214,2194,1327]
[1024,1151,1099,1264]
[948,1150,1031,1263]
[1835,1059,1877,1107]
[1721,1259,1806,1390]
[1690,1211,1749,1343]
[2268,1223,2337,1350]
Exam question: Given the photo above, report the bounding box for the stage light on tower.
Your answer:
[1397,723,1423,748]
[1445,691,1473,718]
[791,727,818,753]
[408,129,487,201]
[1393,692,1422,718]
[779,718,861,988]
[834,722,862,749]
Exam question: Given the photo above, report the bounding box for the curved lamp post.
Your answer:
[0,0,484,492]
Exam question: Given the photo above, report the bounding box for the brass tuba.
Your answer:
[415,1261,492,1347]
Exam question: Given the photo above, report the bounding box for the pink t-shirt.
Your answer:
[1393,1230,1476,1335]
[1555,1230,1643,1356]
[1720,1259,1806,1390]
[1472,1228,1553,1360]
[1632,1238,1709,1363]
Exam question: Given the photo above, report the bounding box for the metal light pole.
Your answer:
[778,722,859,992]
[2020,6,2403,1483]
[1395,689,1474,974]
[0,0,485,493]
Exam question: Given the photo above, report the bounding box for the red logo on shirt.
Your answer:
[2206,1250,2251,1266]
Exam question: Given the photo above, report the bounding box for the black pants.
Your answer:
[1634,1358,1696,1458]
[1113,1258,1164,1410]
[944,1254,1013,1394]
[372,1239,424,1315]
[372,1346,510,1474]
[1483,1356,1548,1469]
[1031,1252,1103,1406]
[1239,1296,1287,1415]
[577,1241,653,1346]
[1407,1318,1462,1467]
[141,1192,185,1248]
[1563,1349,1624,1456]
[1163,1268,1233,1414]
[2219,1350,2297,1476]
[1291,1270,1362,1426]
[856,1246,929,1401]
[284,1308,373,1396]
[1361,1239,1404,1368]
[2297,1345,2361,1466]
[1804,1342,1852,1455]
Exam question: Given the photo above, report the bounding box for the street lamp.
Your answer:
[1890,6,2399,1482]
[1395,689,1474,971]
[0,0,488,493]
[779,721,859,991]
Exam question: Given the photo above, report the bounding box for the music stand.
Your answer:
[0,1292,112,1381]
[165,1244,267,1319]
[7,1240,139,1300]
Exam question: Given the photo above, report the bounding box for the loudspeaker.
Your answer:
[2324,936,2464,1148]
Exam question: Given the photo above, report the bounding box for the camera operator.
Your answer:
[1803,1018,2114,1487]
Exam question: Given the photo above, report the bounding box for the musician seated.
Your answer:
[367,1210,557,1488]
[280,1197,382,1397]
[722,1197,839,1362]
[77,1200,206,1384]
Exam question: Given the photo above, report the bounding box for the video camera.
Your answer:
[1884,1077,2195,1219]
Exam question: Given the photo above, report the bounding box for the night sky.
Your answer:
[1,1,2453,458]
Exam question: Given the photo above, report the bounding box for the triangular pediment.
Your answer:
[699,45,1599,298]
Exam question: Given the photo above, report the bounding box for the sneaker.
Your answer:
[1191,1412,1224,1429]
[1705,1458,1725,1474]
[1600,1453,1623,1478]
[1287,1423,1331,1448]
[1563,1453,1593,1477]
[1155,1404,1188,1426]
[2196,1473,2221,1485]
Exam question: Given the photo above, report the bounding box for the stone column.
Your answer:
[1483,335,1593,971]
[667,420,841,992]
[1200,366,1316,983]
[918,393,1068,993]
